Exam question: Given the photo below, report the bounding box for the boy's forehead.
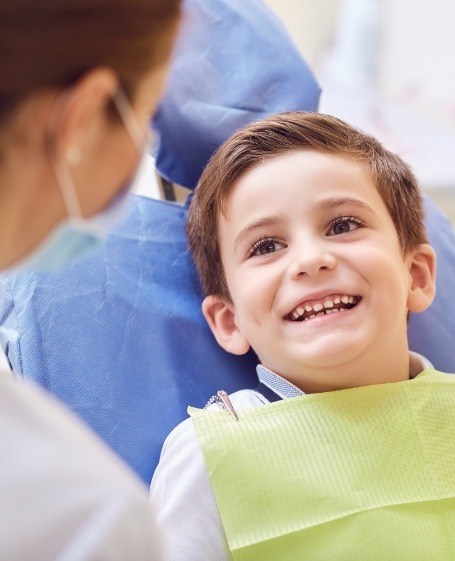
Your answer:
[220,150,378,219]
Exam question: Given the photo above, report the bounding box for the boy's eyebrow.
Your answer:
[316,196,377,215]
[234,216,281,250]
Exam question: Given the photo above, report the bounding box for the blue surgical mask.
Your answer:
[12,88,149,273]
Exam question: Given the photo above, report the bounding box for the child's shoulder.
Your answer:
[160,388,268,456]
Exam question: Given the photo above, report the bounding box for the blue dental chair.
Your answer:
[0,0,454,486]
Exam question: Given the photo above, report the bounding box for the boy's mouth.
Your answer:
[285,294,362,322]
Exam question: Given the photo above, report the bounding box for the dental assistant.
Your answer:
[0,1,180,560]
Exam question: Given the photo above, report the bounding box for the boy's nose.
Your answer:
[288,242,336,279]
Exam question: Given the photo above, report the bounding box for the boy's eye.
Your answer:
[328,216,364,236]
[249,237,285,257]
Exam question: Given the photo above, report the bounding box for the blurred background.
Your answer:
[265,0,455,223]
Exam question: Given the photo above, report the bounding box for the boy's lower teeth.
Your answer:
[305,309,335,320]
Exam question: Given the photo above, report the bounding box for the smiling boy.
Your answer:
[151,113,455,561]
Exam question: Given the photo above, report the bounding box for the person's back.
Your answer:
[151,112,455,560]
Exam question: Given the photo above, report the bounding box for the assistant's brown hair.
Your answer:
[187,111,428,300]
[0,0,180,124]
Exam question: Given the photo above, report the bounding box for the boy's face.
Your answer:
[203,150,435,391]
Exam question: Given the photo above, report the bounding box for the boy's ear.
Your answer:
[407,243,437,313]
[202,295,251,355]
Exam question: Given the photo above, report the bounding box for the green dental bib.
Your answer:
[189,369,455,560]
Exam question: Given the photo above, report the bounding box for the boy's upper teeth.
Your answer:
[287,294,360,321]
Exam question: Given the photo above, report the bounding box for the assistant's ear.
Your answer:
[202,295,251,355]
[407,243,437,313]
[50,67,119,163]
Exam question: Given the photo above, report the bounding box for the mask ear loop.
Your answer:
[112,87,155,191]
[45,91,84,222]
[112,88,145,149]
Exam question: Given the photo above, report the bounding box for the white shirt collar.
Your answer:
[256,351,434,400]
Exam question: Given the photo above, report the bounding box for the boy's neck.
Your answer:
[272,344,414,395]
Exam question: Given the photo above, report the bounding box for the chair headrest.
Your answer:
[153,0,321,189]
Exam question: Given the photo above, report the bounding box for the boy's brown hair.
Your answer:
[187,111,427,300]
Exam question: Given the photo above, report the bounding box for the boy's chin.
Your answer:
[275,347,372,388]
[291,336,369,369]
